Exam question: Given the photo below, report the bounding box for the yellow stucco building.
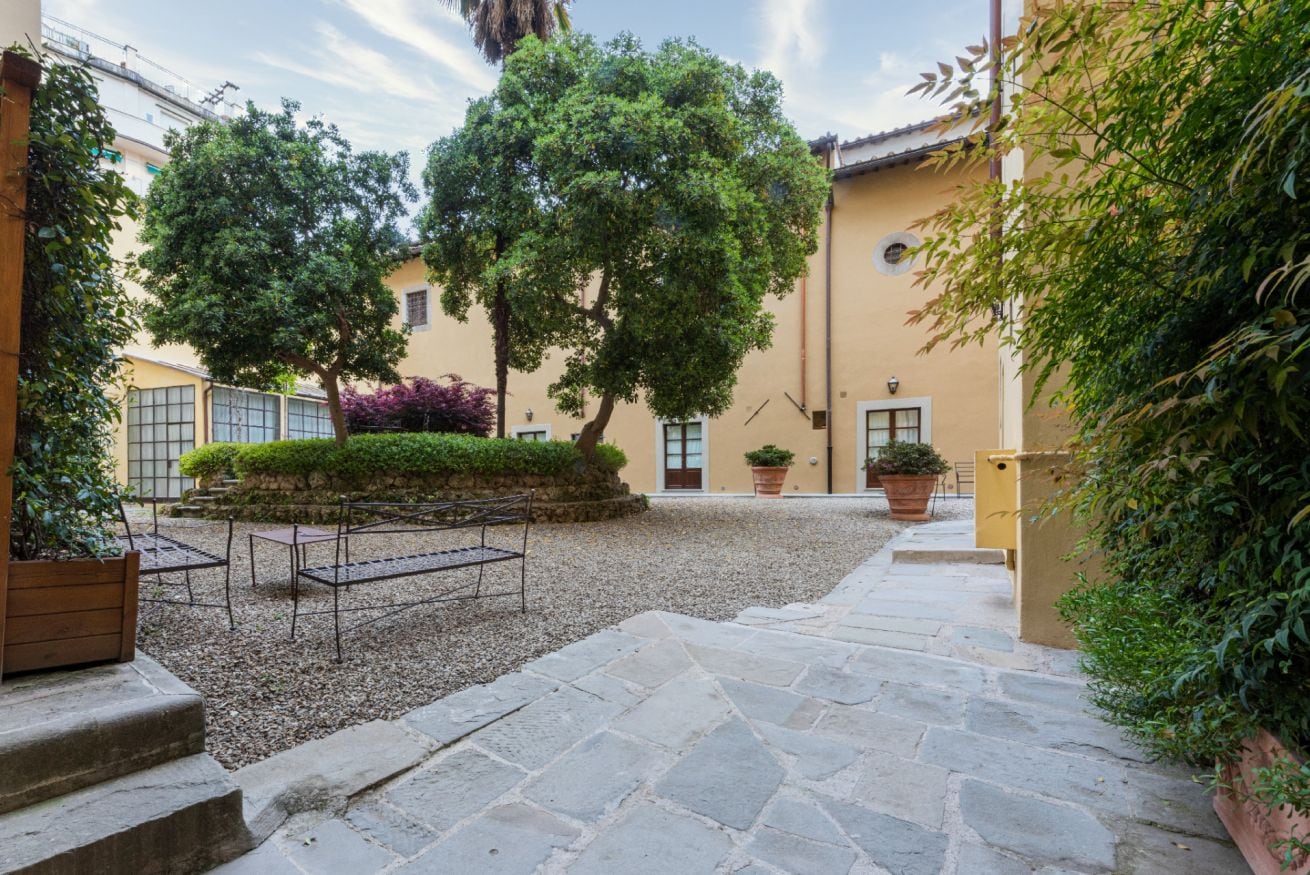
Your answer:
[388,122,998,496]
[103,115,999,503]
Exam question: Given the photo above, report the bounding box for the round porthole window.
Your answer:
[873,232,920,277]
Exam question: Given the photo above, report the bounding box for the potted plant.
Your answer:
[1213,730,1310,875]
[744,445,795,498]
[865,440,949,521]
[2,57,141,676]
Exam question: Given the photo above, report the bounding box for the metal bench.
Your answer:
[291,492,534,661]
[116,498,235,629]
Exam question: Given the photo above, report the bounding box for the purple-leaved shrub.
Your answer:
[343,375,495,437]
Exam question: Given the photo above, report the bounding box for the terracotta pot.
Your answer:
[878,474,938,521]
[750,466,789,498]
[1214,729,1310,875]
[2,552,140,676]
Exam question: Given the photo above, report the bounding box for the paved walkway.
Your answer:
[215,522,1246,874]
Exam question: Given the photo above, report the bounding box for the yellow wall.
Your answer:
[994,0,1094,647]
[391,157,998,495]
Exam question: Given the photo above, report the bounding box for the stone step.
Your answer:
[0,753,250,874]
[190,494,217,503]
[0,656,205,815]
[892,547,1005,565]
[221,479,241,487]
[171,505,204,518]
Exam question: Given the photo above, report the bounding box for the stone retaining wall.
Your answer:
[174,466,648,524]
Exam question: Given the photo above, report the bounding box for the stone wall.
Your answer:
[174,465,648,524]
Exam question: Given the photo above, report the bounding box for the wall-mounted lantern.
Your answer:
[525,408,534,422]
[887,376,900,395]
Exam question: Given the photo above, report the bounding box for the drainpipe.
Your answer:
[202,380,213,444]
[989,0,1003,189]
[799,275,807,411]
[824,144,835,495]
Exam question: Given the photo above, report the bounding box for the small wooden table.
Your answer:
[248,526,337,589]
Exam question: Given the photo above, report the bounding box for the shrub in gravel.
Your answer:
[233,432,628,480]
[179,442,243,483]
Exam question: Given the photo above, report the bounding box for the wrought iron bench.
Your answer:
[291,492,535,661]
[116,498,235,629]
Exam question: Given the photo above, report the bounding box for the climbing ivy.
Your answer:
[9,54,138,560]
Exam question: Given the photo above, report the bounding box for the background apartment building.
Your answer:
[38,17,337,499]
[389,121,998,495]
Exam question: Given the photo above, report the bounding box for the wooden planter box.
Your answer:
[1214,729,1310,875]
[2,552,139,676]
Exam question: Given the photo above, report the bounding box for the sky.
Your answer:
[44,0,986,179]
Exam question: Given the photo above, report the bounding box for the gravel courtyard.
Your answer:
[130,496,973,768]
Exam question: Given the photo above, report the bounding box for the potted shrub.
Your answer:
[865,440,949,521]
[3,58,141,676]
[744,445,795,498]
[1214,730,1310,875]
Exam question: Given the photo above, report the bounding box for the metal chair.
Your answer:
[954,461,976,498]
[116,497,235,629]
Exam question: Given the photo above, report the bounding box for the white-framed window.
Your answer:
[511,424,552,441]
[855,395,933,491]
[404,287,430,330]
[287,397,334,439]
[212,387,281,443]
[872,231,921,277]
[655,416,709,492]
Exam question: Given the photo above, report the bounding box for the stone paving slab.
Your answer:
[231,522,1247,874]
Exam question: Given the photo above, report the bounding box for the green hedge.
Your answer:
[178,442,242,481]
[230,433,627,479]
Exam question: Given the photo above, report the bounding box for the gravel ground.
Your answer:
[128,496,974,769]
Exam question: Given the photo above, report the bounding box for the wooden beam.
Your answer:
[0,50,42,678]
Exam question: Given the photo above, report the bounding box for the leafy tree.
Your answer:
[911,0,1310,833]
[425,34,829,458]
[135,100,415,445]
[10,57,138,560]
[421,97,553,439]
[427,0,573,437]
[441,0,573,66]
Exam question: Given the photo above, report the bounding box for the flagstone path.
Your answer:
[213,522,1247,874]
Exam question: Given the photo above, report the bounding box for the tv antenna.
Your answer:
[201,81,239,107]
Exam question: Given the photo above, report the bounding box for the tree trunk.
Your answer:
[575,392,615,460]
[321,373,349,446]
[493,279,509,439]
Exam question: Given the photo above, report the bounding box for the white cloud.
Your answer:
[335,0,497,94]
[252,21,444,106]
[757,0,825,80]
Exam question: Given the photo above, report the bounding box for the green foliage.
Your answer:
[912,0,1310,809]
[233,432,627,479]
[9,56,138,560]
[421,33,829,454]
[865,441,949,476]
[744,445,795,468]
[178,442,242,481]
[135,100,415,443]
[591,442,627,472]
